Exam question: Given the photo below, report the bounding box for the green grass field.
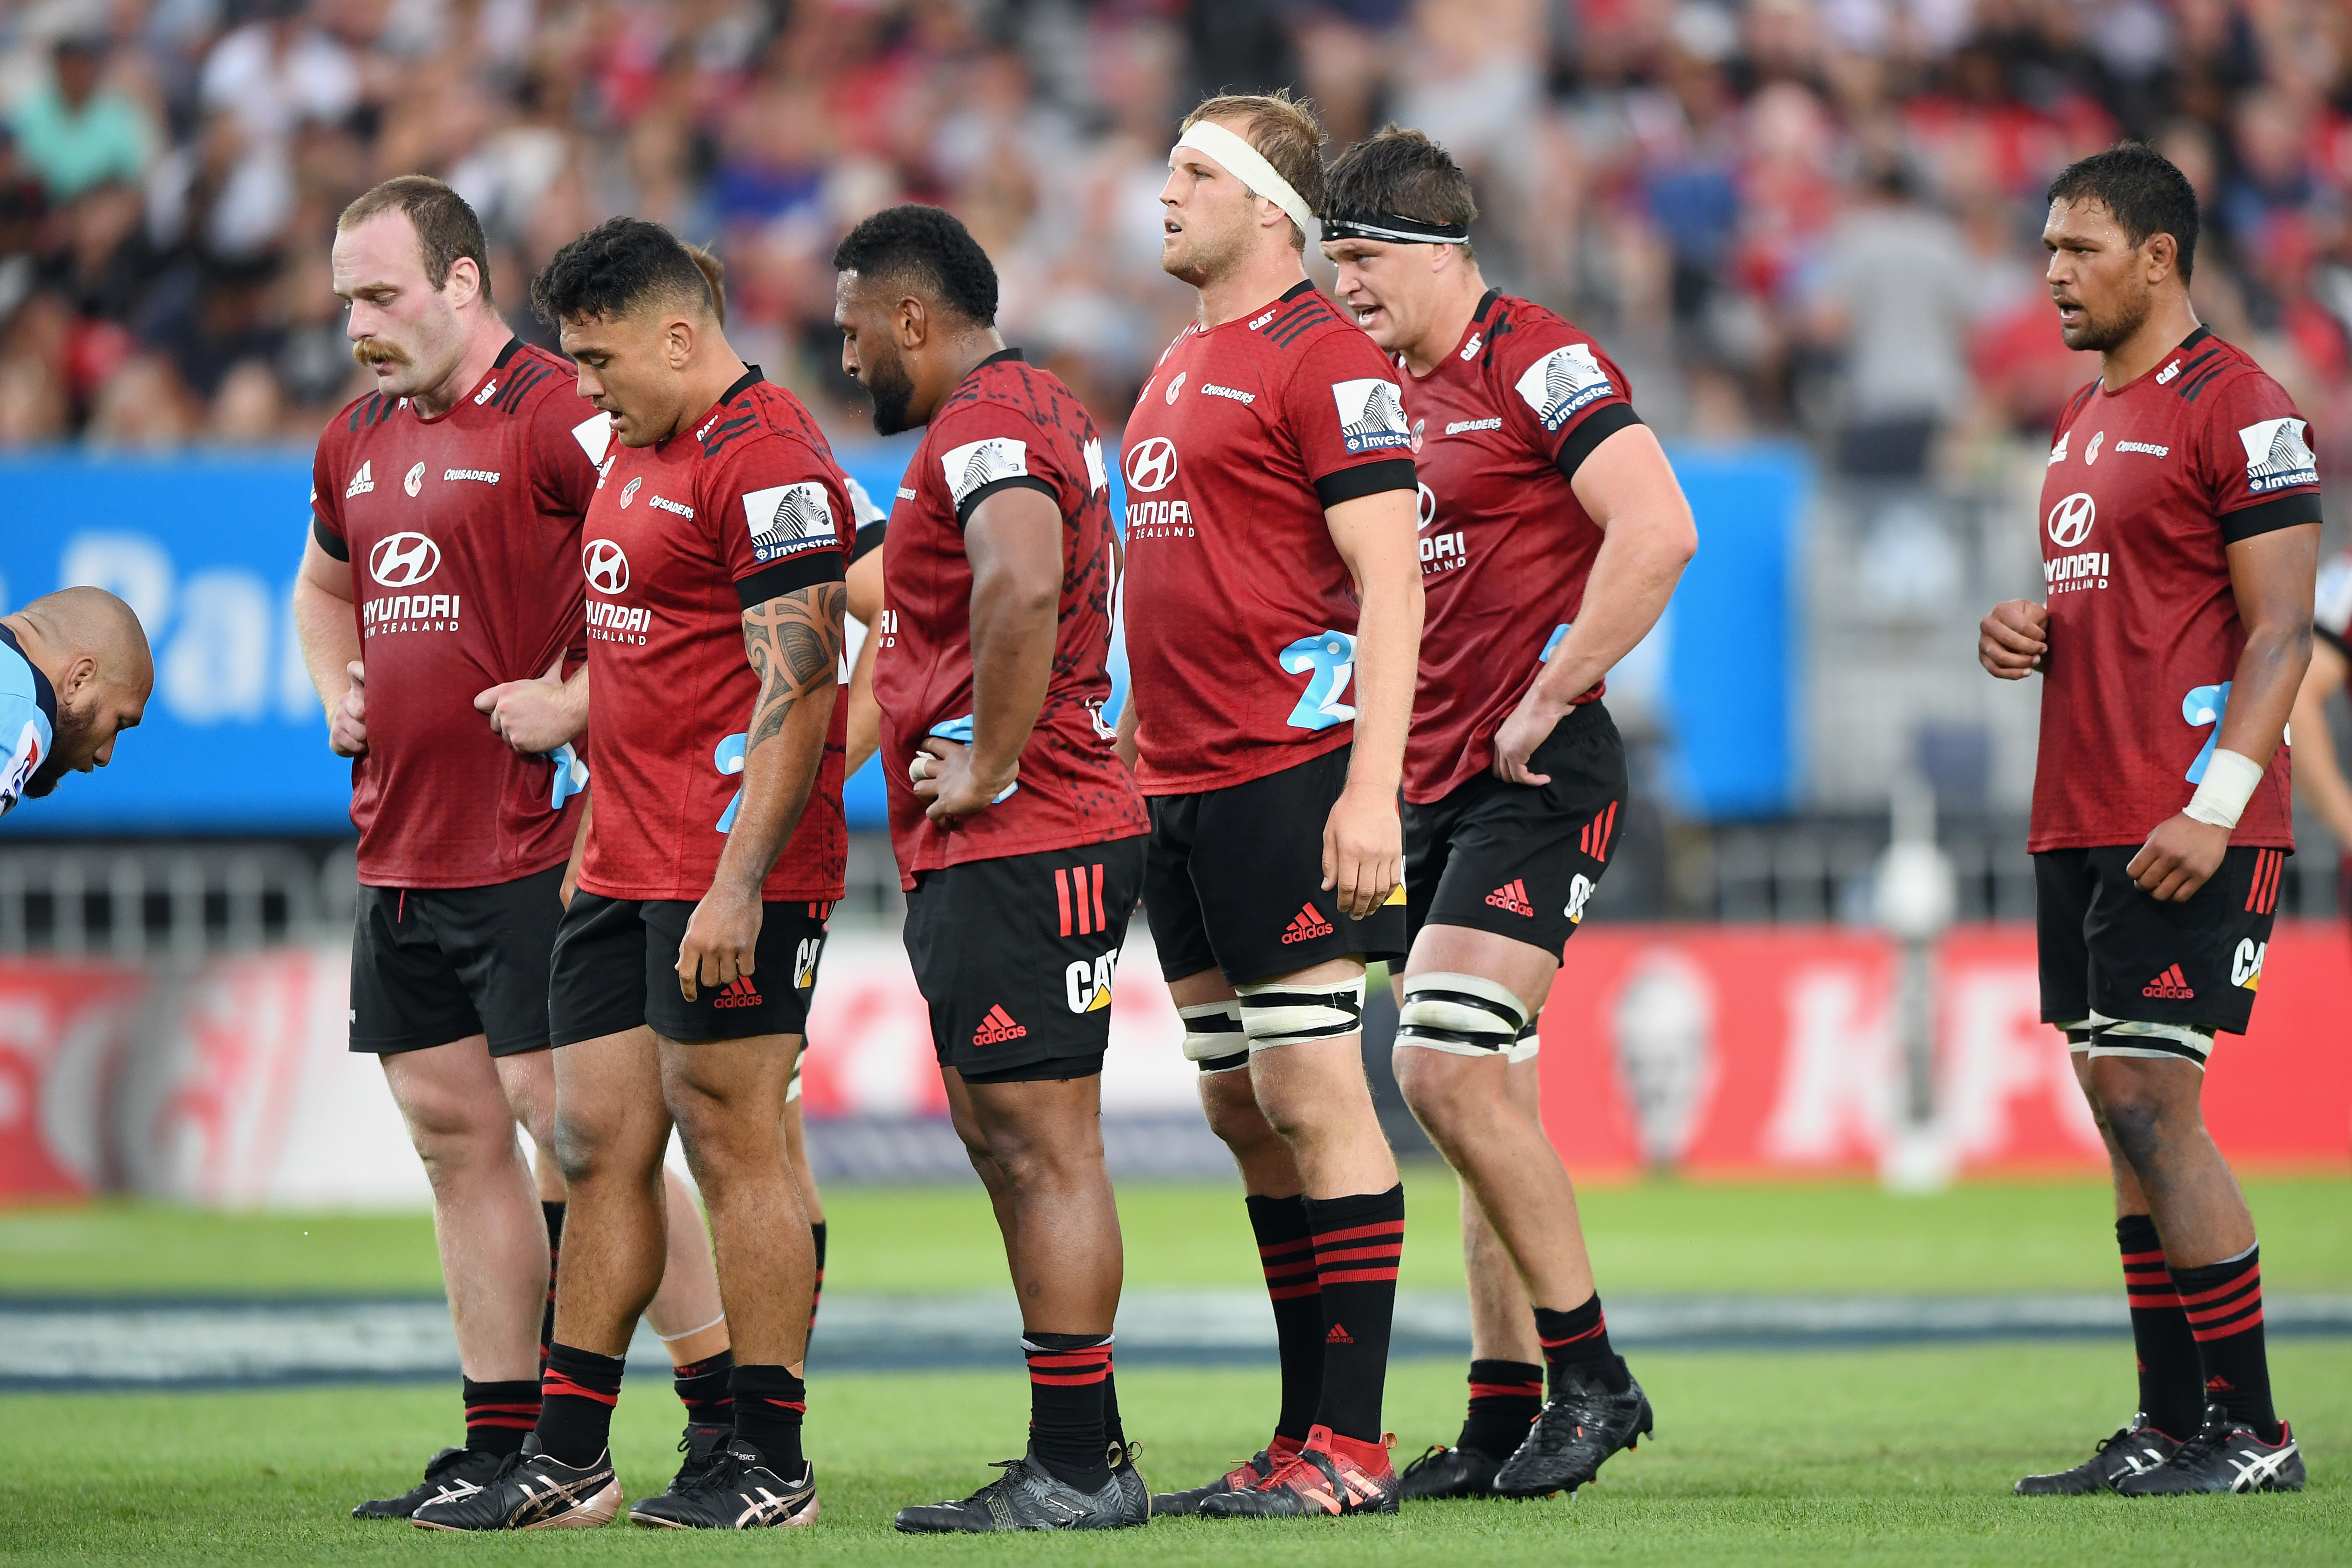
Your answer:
[4,1174,2348,1564]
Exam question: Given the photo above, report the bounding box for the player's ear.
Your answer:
[55,653,98,706]
[664,312,696,369]
[897,294,927,351]
[2145,230,2177,285]
[443,255,482,309]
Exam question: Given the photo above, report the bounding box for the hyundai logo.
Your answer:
[1124,437,1178,494]
[2046,491,2096,549]
[583,539,630,594]
[1416,482,1438,533]
[368,531,441,587]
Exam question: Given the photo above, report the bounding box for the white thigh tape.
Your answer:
[1180,1000,1248,1071]
[1395,971,1527,1058]
[2087,1017,2216,1067]
[1237,975,1366,1051]
[1506,1012,1541,1065]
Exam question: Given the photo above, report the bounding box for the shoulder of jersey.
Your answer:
[1472,293,1592,379]
[1247,287,1356,355]
[2154,331,2269,407]
[945,357,1084,429]
[694,378,828,465]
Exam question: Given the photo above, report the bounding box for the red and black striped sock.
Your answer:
[461,1377,540,1457]
[2117,1214,2202,1438]
[2174,1243,2279,1442]
[808,1221,828,1335]
[1102,1366,1127,1454]
[1534,1294,1631,1395]
[672,1348,734,1429]
[1246,1194,1324,1445]
[730,1364,806,1473]
[1458,1359,1543,1458]
[1024,1332,1114,1493]
[536,1342,623,1467]
[1305,1185,1405,1448]
[539,1201,565,1363]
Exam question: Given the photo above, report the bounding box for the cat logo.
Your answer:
[1065,953,1117,1013]
[794,936,823,990]
[1565,873,1596,925]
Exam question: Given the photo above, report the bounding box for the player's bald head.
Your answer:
[18,587,152,691]
[531,217,721,329]
[4,587,152,797]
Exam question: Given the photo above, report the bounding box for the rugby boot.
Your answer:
[653,1423,733,1499]
[1492,1365,1652,1498]
[351,1445,505,1520]
[409,1436,621,1530]
[1198,1426,1399,1517]
[627,1439,818,1528]
[2112,1409,2304,1495]
[1397,1441,1510,1501]
[2012,1415,2183,1495]
[894,1443,1144,1532]
[1150,1447,1275,1516]
[1108,1439,1153,1522]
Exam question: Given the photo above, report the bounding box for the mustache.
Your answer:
[352,337,410,367]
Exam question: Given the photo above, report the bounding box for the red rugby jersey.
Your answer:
[874,351,1148,886]
[1395,290,1642,804]
[1120,280,1419,794]
[2030,327,2322,852]
[575,370,852,903]
[309,339,599,888]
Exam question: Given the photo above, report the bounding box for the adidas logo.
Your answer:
[345,460,374,498]
[973,1005,1029,1045]
[712,976,764,1009]
[1325,1322,1353,1345]
[2142,964,2195,1000]
[1280,902,1335,944]
[2207,1374,2235,1393]
[1485,879,1534,916]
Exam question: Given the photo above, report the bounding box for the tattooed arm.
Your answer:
[675,580,846,1001]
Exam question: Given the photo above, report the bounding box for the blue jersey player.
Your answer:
[0,587,150,816]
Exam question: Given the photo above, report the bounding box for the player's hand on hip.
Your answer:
[2128,813,2231,902]
[473,657,573,754]
[1322,783,1401,921]
[912,737,1009,824]
[1492,691,1565,785]
[1978,600,2049,679]
[677,883,762,1001]
[328,661,368,757]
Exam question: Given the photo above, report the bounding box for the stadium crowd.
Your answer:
[0,0,2347,470]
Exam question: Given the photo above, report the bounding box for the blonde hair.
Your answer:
[1180,89,1327,250]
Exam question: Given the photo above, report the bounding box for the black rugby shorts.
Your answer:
[2036,844,2284,1040]
[903,838,1146,1083]
[1143,743,1408,987]
[349,864,566,1057]
[548,891,831,1045]
[1404,701,1629,960]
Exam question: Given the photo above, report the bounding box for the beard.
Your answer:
[863,346,917,436]
[2060,284,2153,355]
[25,706,87,798]
[1161,223,1246,289]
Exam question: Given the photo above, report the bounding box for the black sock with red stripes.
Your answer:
[1458,1359,1543,1458]
[673,1348,734,1429]
[1024,1332,1114,1492]
[2117,1214,2203,1438]
[1534,1294,1631,1395]
[2172,1243,2279,1442]
[462,1377,540,1457]
[539,1201,565,1361]
[1246,1194,1323,1447]
[536,1342,623,1466]
[808,1221,828,1335]
[731,1364,806,1472]
[1305,1184,1405,1450]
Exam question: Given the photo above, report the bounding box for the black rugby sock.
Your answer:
[2117,1214,2203,1438]
[1458,1359,1543,1458]
[731,1364,807,1473]
[1246,1194,1324,1445]
[536,1342,623,1467]
[1534,1294,1632,1395]
[2173,1244,2280,1442]
[539,1201,565,1359]
[673,1348,735,1428]
[808,1221,828,1334]
[461,1377,540,1457]
[1023,1332,1114,1493]
[1304,1185,1405,1446]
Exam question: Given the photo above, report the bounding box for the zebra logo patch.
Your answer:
[2238,418,2317,494]
[740,481,837,564]
[941,437,1029,508]
[1515,344,1613,432]
[1330,378,1412,454]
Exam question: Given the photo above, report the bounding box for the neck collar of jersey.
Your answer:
[492,336,523,369]
[718,365,764,407]
[2178,325,2211,353]
[0,624,58,727]
[978,347,1025,369]
[1472,287,1500,323]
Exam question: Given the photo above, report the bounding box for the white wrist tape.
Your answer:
[2184,748,2264,830]
[1174,121,1315,239]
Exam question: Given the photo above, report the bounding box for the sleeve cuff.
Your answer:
[1554,402,1643,482]
[736,550,846,608]
[2219,490,2322,544]
[849,519,887,565]
[313,514,350,561]
[1313,458,1417,508]
[954,474,1057,529]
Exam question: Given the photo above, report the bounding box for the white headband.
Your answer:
[1174,120,1315,240]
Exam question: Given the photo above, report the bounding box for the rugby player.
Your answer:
[832,204,1153,1532]
[1983,144,2311,1495]
[1320,127,1693,1500]
[413,217,849,1530]
[291,178,731,1521]
[1122,92,1424,1519]
[0,587,149,815]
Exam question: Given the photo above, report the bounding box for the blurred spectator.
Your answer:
[8,33,154,202]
